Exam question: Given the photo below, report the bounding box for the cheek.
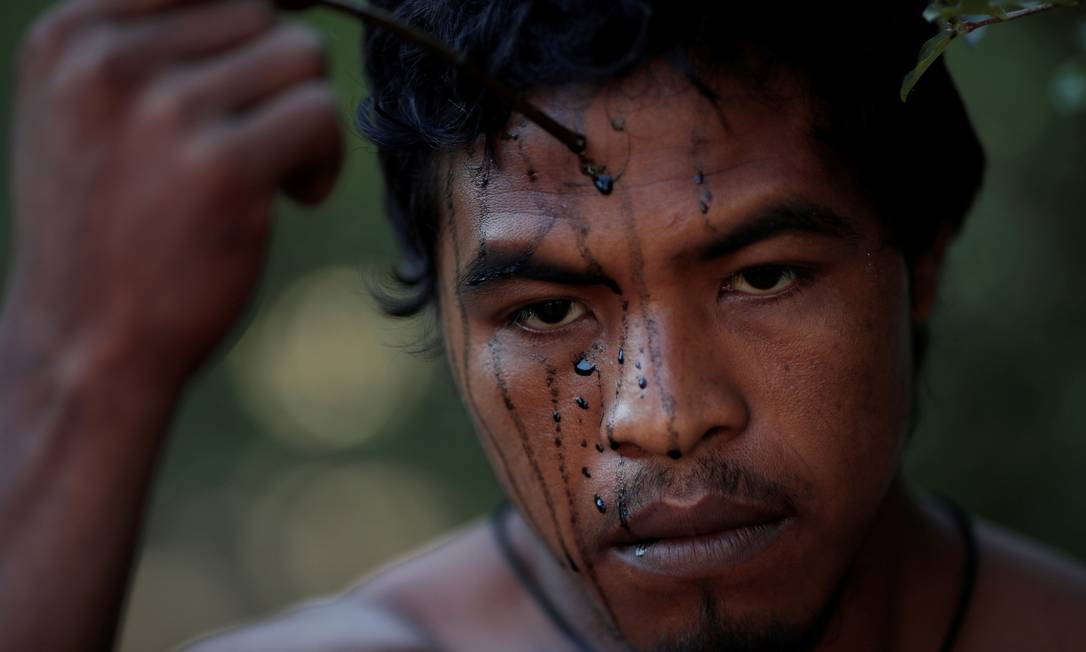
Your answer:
[454,327,600,551]
[745,256,913,524]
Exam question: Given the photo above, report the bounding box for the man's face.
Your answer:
[436,64,917,649]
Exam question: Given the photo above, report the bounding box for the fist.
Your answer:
[4,0,344,385]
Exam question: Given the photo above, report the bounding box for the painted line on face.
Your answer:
[605,301,631,451]
[520,156,623,459]
[488,340,574,566]
[457,155,623,636]
[445,164,528,511]
[546,362,587,576]
[548,360,627,640]
[488,341,621,635]
[617,190,683,457]
[689,121,718,235]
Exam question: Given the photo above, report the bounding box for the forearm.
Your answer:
[0,320,182,651]
[0,0,341,642]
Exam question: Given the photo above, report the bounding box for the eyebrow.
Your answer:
[689,200,859,263]
[457,247,623,298]
[455,200,855,298]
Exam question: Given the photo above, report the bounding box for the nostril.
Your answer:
[702,426,730,443]
[667,449,683,460]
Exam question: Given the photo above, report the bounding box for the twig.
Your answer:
[957,2,1069,34]
[282,0,588,155]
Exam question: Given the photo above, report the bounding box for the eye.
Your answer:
[723,265,800,297]
[512,299,587,331]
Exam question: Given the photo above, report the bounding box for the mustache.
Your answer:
[594,455,799,536]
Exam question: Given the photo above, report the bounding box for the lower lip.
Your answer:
[611,518,789,580]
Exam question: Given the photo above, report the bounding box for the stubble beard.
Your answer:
[645,571,849,652]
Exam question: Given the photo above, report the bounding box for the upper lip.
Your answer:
[608,493,793,547]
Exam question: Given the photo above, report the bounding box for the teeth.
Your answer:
[634,542,650,558]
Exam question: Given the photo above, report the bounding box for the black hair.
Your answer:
[356,1,985,324]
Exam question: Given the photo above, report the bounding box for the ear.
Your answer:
[910,225,955,323]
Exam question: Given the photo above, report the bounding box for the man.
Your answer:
[1,0,1084,650]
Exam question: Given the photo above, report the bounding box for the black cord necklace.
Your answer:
[491,500,978,652]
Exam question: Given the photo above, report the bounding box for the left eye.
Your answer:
[723,265,799,296]
[512,300,587,331]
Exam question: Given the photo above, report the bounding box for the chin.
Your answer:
[598,539,849,652]
[636,586,842,652]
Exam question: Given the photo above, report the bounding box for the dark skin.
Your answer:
[1,2,1085,651]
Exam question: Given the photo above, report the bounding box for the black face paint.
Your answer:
[617,192,683,456]
[489,342,576,577]
[445,166,527,511]
[638,376,648,390]
[699,189,713,215]
[594,495,608,514]
[604,301,631,454]
[593,174,615,195]
[690,126,717,233]
[456,141,624,639]
[574,357,597,376]
[575,396,590,410]
[618,492,631,532]
[542,358,622,637]
[565,553,580,573]
[582,467,592,479]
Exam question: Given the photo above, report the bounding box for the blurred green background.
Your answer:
[1,3,1085,650]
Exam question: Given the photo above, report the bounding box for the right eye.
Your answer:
[511,300,587,331]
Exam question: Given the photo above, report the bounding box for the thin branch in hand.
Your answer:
[277,0,588,156]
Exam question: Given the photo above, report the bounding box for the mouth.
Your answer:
[607,493,794,580]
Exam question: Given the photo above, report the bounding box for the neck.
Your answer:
[507,476,966,652]
[813,478,965,652]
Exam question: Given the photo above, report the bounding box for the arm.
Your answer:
[0,319,181,650]
[0,0,343,648]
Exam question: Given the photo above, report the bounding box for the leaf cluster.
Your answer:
[901,0,1080,101]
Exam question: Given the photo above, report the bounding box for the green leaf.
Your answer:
[901,29,956,102]
[959,0,998,13]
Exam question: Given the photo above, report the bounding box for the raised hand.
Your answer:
[0,2,343,649]
[4,0,343,386]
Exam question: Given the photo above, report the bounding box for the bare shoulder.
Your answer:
[181,516,539,652]
[961,517,1086,651]
[179,594,436,652]
[347,515,553,650]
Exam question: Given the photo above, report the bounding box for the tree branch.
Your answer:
[958,3,1070,34]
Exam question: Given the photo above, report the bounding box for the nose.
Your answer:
[604,308,749,459]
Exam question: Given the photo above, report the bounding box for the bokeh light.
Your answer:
[239,462,457,599]
[117,545,249,652]
[229,265,431,453]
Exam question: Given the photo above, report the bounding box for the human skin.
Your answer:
[433,64,928,649]
[3,3,1086,652]
[0,0,341,649]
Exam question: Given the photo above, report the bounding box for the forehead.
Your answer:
[439,63,869,267]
